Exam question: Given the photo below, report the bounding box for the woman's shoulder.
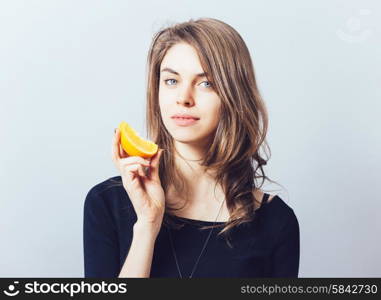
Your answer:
[254,190,298,224]
[84,176,132,217]
[253,190,276,207]
[87,175,123,193]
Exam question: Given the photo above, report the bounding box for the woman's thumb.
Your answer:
[149,149,164,179]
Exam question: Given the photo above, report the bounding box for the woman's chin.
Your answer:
[173,137,201,144]
[172,134,212,146]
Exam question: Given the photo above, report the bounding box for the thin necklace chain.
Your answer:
[167,199,226,278]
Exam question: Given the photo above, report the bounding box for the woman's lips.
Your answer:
[171,117,199,126]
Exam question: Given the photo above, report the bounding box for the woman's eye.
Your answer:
[164,79,177,85]
[200,81,213,88]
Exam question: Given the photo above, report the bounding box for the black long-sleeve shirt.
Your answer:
[83,176,300,277]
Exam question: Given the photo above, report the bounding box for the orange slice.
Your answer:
[118,121,158,158]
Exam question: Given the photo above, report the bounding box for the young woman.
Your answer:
[83,18,300,278]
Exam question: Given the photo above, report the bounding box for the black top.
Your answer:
[83,176,300,278]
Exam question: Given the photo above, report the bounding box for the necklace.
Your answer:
[166,199,226,278]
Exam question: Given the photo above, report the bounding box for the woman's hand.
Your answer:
[111,128,165,235]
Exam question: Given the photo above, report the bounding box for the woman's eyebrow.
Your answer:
[160,67,207,78]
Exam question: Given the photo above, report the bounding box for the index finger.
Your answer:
[112,128,121,161]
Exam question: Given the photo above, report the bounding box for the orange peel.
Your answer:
[118,121,158,158]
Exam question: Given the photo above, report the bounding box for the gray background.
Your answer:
[0,0,380,277]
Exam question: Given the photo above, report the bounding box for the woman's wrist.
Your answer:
[133,220,161,240]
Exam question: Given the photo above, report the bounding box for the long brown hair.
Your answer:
[109,17,283,247]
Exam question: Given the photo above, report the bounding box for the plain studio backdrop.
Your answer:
[0,0,380,277]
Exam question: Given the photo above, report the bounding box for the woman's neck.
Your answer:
[167,141,229,220]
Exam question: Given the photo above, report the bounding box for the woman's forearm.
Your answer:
[118,222,158,278]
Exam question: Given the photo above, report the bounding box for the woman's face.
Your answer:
[158,42,221,147]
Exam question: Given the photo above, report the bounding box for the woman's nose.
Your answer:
[177,85,194,106]
[176,97,194,106]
